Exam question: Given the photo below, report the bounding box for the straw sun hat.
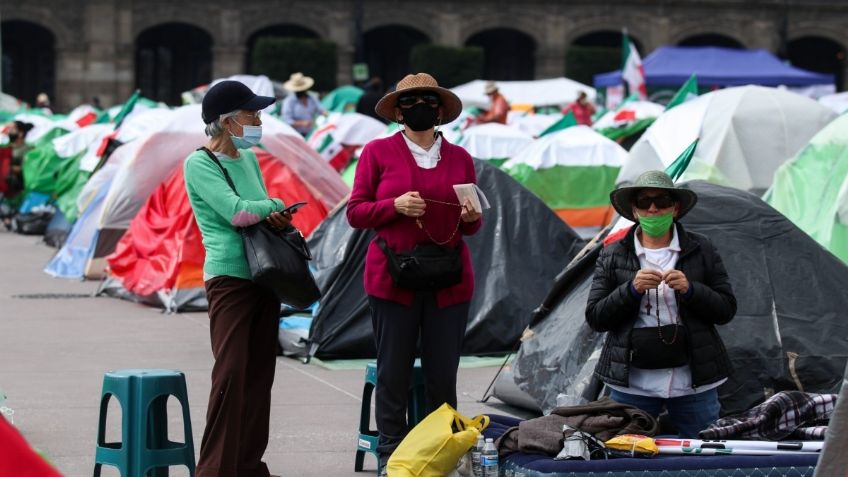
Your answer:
[375,73,463,124]
[284,72,314,92]
[484,81,499,94]
[610,170,698,222]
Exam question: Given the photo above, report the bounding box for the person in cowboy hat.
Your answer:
[347,72,483,476]
[476,80,509,125]
[281,72,326,136]
[185,80,295,477]
[585,170,737,438]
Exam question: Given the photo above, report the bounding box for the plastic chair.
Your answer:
[355,360,426,472]
[93,369,195,477]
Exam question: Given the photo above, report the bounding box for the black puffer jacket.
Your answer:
[585,223,736,388]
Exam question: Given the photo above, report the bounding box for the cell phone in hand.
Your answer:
[280,201,307,214]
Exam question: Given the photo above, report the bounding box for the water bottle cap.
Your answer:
[485,438,494,443]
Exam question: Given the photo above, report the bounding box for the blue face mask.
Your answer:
[230,120,262,149]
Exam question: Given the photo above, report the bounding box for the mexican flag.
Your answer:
[539,111,577,137]
[665,74,699,111]
[621,32,647,100]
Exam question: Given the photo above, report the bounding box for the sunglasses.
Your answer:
[397,93,441,108]
[634,193,676,209]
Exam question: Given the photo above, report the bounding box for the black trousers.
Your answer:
[368,293,470,455]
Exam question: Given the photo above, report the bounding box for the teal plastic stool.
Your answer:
[355,360,426,472]
[93,369,195,477]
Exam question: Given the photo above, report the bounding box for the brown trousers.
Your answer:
[197,276,281,477]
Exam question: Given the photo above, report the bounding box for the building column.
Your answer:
[54,46,87,111]
[213,46,248,78]
[535,13,567,79]
[435,13,463,47]
[327,15,354,86]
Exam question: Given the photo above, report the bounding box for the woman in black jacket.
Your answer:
[586,170,736,437]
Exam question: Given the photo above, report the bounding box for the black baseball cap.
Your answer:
[201,80,275,124]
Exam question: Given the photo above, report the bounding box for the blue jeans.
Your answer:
[610,388,720,438]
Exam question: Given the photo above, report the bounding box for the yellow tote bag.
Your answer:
[387,403,489,477]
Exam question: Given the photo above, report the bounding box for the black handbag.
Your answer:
[377,238,462,291]
[200,148,321,308]
[629,325,689,369]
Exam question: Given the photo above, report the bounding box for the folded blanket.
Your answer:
[699,391,837,440]
[496,397,658,457]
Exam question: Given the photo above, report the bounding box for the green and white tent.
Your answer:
[622,85,836,193]
[766,113,848,264]
[457,123,533,166]
[502,125,626,232]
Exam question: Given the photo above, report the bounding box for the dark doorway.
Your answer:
[788,36,846,91]
[135,23,213,105]
[466,28,535,80]
[566,31,643,86]
[363,25,430,88]
[1,20,55,106]
[246,24,319,72]
[678,34,744,49]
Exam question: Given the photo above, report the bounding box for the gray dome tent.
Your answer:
[306,159,585,359]
[510,180,848,416]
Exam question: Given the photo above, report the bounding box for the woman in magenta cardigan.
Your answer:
[347,73,482,475]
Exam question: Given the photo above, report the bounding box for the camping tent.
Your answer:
[457,123,533,166]
[502,125,626,231]
[45,104,347,280]
[594,46,834,90]
[308,112,386,171]
[321,85,364,113]
[452,78,595,109]
[306,159,585,359]
[100,149,331,311]
[508,181,848,415]
[621,86,836,193]
[766,113,848,264]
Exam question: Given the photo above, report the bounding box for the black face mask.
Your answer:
[400,103,439,132]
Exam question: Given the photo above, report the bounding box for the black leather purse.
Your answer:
[630,325,689,369]
[377,238,462,291]
[200,148,321,309]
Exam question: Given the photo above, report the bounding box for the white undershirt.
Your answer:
[401,131,442,169]
[608,226,726,398]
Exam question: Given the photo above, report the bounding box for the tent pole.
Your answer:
[477,219,617,404]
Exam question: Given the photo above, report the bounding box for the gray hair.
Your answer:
[204,110,239,137]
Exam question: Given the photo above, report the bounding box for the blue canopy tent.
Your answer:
[594,46,834,88]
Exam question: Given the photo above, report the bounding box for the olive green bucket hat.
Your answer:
[610,170,698,222]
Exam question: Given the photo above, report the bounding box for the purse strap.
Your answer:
[395,133,462,246]
[198,147,240,196]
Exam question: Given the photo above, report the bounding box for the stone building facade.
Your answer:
[3,0,848,111]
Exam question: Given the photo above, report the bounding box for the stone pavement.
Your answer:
[0,230,524,476]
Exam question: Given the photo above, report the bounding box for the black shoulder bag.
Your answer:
[375,141,464,291]
[199,147,321,309]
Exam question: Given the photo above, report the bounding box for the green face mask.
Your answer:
[637,213,674,237]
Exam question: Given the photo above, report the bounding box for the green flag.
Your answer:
[665,139,698,181]
[112,89,141,129]
[665,74,698,111]
[539,111,577,137]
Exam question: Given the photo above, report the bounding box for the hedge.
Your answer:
[565,45,621,87]
[410,45,484,88]
[251,37,337,91]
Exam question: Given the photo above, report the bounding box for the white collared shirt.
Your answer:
[402,130,442,169]
[608,225,726,398]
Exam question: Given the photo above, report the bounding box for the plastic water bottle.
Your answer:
[481,437,499,477]
[471,434,484,476]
